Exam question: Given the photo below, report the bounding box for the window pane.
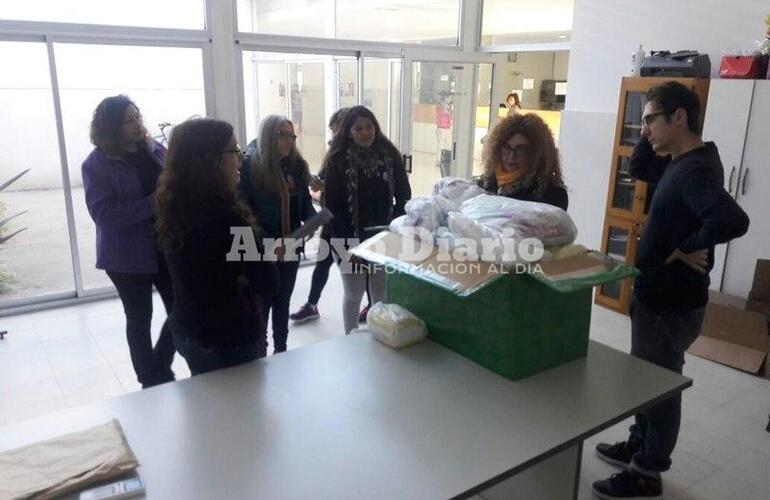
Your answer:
[336,1,459,45]
[55,44,206,291]
[481,0,573,46]
[0,0,204,29]
[473,64,493,177]
[363,58,401,147]
[242,51,357,175]
[0,42,75,305]
[237,0,459,46]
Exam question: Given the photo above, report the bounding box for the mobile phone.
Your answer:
[79,475,145,499]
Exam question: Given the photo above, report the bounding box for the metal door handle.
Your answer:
[728,166,735,193]
[741,167,749,195]
[452,142,457,160]
[403,154,413,174]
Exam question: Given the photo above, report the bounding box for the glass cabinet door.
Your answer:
[611,156,636,212]
[620,91,645,146]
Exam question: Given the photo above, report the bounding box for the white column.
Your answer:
[206,0,242,135]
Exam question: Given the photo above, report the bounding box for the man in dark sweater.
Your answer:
[592,82,749,499]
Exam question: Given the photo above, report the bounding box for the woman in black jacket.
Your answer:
[323,105,411,334]
[478,113,568,211]
[155,118,278,375]
[240,115,315,353]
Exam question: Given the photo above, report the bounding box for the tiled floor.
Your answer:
[1,266,769,499]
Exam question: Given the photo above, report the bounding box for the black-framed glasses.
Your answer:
[501,143,529,159]
[278,132,297,141]
[641,111,668,127]
[222,145,244,157]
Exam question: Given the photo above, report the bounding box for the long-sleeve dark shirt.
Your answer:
[165,199,279,348]
[324,149,411,241]
[631,137,749,311]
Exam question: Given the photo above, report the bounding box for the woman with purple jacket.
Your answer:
[82,95,175,388]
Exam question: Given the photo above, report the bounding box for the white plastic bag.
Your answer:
[404,196,446,232]
[432,177,486,208]
[367,302,428,349]
[459,194,577,246]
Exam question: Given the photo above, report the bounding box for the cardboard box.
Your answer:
[352,231,637,380]
[747,259,770,322]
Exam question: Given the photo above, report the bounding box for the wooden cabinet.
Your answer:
[595,77,710,314]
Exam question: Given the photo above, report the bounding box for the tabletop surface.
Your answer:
[0,333,691,500]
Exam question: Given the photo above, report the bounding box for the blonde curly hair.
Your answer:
[480,113,565,197]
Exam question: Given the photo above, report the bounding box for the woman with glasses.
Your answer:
[155,118,278,375]
[239,115,315,353]
[323,105,411,335]
[82,95,175,388]
[478,113,568,210]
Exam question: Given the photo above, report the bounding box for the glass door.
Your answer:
[400,58,495,197]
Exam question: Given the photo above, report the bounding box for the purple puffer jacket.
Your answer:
[81,139,166,274]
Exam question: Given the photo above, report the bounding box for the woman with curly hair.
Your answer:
[82,95,175,388]
[478,113,568,210]
[156,118,278,375]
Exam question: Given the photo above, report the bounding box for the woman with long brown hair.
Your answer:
[239,115,315,354]
[156,118,278,375]
[323,105,411,334]
[478,113,568,210]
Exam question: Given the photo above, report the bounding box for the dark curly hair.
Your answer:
[89,95,144,156]
[480,113,565,197]
[155,118,255,252]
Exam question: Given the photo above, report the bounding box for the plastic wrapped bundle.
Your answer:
[367,302,428,349]
[403,196,453,232]
[432,177,486,208]
[458,194,577,246]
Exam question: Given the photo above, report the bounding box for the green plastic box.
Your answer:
[387,271,593,381]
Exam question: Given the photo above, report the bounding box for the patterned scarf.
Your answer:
[345,144,395,237]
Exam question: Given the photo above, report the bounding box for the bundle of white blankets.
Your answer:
[389,177,580,264]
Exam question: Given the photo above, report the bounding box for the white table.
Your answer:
[0,332,690,500]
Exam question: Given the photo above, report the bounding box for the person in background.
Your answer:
[592,81,749,500]
[240,115,315,353]
[155,118,278,375]
[290,107,349,323]
[82,95,175,389]
[323,105,411,335]
[505,92,522,117]
[478,113,568,210]
[435,91,453,177]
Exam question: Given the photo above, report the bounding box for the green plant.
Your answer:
[0,169,30,293]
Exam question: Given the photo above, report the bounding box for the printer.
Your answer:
[640,50,711,77]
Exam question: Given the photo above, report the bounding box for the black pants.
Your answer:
[173,332,264,376]
[307,227,334,305]
[107,257,176,388]
[265,260,300,353]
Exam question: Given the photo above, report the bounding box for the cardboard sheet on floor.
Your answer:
[688,296,769,375]
[0,419,139,500]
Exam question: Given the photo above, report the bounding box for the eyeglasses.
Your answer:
[501,143,529,159]
[641,111,668,127]
[222,145,244,157]
[278,132,297,141]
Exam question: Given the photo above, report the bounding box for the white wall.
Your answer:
[560,0,770,249]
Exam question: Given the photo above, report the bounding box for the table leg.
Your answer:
[476,441,583,500]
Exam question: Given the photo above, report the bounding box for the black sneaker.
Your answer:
[592,470,662,499]
[596,441,637,468]
[289,303,319,323]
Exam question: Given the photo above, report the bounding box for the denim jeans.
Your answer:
[173,332,265,376]
[627,295,705,476]
[107,255,175,388]
[264,260,299,353]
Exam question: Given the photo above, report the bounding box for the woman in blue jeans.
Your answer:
[82,95,175,388]
[155,118,278,375]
